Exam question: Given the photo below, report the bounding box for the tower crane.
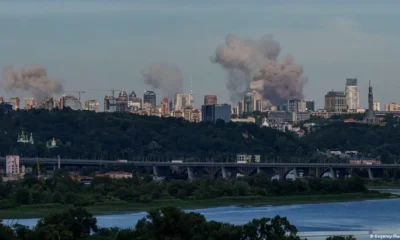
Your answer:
[64,90,85,101]
[90,89,116,98]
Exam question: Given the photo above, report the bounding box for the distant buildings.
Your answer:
[104,96,116,112]
[373,102,381,111]
[24,98,36,110]
[305,100,315,112]
[128,91,142,111]
[324,90,347,112]
[9,97,20,110]
[17,131,34,144]
[60,95,82,110]
[6,155,20,175]
[201,104,231,123]
[174,93,192,110]
[143,91,156,108]
[116,90,128,112]
[384,103,400,112]
[85,100,99,112]
[364,81,377,123]
[204,95,217,105]
[36,97,56,110]
[288,99,306,112]
[345,78,360,110]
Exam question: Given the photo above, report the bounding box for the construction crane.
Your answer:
[90,89,116,98]
[64,90,85,101]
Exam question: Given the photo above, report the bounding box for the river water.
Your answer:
[6,192,400,240]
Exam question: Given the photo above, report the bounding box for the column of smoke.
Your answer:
[211,34,308,108]
[2,66,64,101]
[141,63,183,98]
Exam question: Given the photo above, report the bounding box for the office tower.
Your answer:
[364,81,377,122]
[288,99,307,112]
[174,93,192,110]
[201,104,231,123]
[9,97,20,110]
[324,91,347,112]
[143,90,156,108]
[373,102,380,111]
[85,100,99,112]
[345,78,360,110]
[204,95,217,105]
[244,93,254,113]
[305,100,315,112]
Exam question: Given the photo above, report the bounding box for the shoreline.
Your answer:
[0,192,394,219]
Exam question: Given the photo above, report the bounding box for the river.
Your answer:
[5,192,400,240]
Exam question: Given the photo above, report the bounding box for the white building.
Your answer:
[174,93,192,110]
[373,102,380,111]
[6,155,20,175]
[345,78,360,110]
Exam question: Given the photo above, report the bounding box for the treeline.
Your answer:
[0,105,309,161]
[0,171,367,209]
[303,122,400,163]
[0,206,356,240]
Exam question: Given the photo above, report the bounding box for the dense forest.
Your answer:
[0,206,356,240]
[1,104,400,162]
[0,171,368,209]
[0,105,309,161]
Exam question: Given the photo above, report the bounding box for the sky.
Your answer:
[1,0,400,109]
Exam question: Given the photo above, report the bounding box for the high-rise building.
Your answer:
[373,102,381,111]
[36,97,55,110]
[174,93,192,110]
[6,155,20,175]
[116,90,128,112]
[384,103,400,112]
[9,97,20,110]
[0,97,3,104]
[160,97,171,116]
[204,95,217,105]
[324,91,347,112]
[305,100,315,112]
[201,104,231,123]
[345,78,360,110]
[104,96,116,112]
[85,100,99,112]
[254,99,263,112]
[128,91,142,110]
[143,91,156,108]
[244,93,254,113]
[288,99,306,112]
[24,98,36,110]
[364,81,377,122]
[60,95,82,110]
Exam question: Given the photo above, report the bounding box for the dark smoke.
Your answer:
[2,66,64,101]
[141,63,183,98]
[211,34,307,107]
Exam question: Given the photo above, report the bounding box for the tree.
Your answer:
[241,216,301,240]
[14,188,30,205]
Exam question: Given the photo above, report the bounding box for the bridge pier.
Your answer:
[222,167,228,179]
[368,168,374,180]
[330,167,336,179]
[187,167,194,180]
[292,167,299,180]
[257,167,263,174]
[153,166,159,176]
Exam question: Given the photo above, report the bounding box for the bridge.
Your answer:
[1,157,399,180]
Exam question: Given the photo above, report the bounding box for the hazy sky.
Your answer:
[1,0,400,109]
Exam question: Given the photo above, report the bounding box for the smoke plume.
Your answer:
[2,66,64,101]
[211,34,307,107]
[141,63,183,98]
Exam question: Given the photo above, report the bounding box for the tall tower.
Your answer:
[364,80,376,123]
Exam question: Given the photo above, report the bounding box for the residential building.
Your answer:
[385,103,400,112]
[36,97,55,110]
[85,100,99,112]
[59,95,82,110]
[204,95,217,105]
[0,97,3,104]
[6,155,20,175]
[324,91,347,112]
[9,97,20,110]
[174,93,192,110]
[305,100,315,112]
[24,98,36,110]
[268,111,296,122]
[104,96,116,112]
[160,97,171,116]
[201,104,231,123]
[295,112,311,122]
[345,78,360,110]
[143,90,156,108]
[288,99,306,112]
[128,91,142,111]
[116,90,128,112]
[236,153,261,163]
[373,102,381,111]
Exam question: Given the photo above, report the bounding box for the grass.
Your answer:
[0,192,394,219]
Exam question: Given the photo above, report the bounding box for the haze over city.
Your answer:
[1,0,400,108]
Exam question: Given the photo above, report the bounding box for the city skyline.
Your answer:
[1,1,400,108]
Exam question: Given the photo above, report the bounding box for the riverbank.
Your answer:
[0,192,394,219]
